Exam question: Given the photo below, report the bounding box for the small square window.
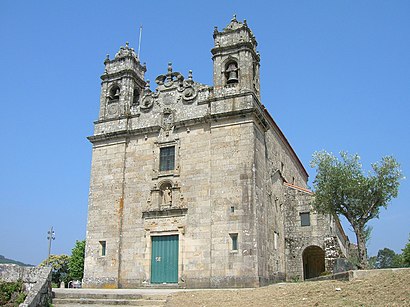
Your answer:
[100,241,106,256]
[300,212,310,227]
[230,233,238,251]
[160,146,175,171]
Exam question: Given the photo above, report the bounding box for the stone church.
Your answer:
[83,17,349,288]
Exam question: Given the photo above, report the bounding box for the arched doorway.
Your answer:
[302,246,325,280]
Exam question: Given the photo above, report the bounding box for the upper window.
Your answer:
[160,146,175,171]
[108,85,120,102]
[300,212,311,227]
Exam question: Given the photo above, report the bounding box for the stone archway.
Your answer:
[302,245,325,280]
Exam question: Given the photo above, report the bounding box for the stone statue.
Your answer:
[162,187,172,205]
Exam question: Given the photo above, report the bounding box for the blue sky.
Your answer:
[1,1,409,266]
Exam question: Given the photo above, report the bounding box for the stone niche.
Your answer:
[144,180,187,218]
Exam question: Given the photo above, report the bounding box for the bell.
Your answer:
[226,63,238,84]
[114,88,120,98]
[227,70,238,83]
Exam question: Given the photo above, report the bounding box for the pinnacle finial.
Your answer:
[232,14,237,21]
[168,62,173,73]
[125,41,129,48]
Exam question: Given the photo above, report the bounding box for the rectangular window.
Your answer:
[230,206,235,213]
[230,233,238,251]
[100,241,106,256]
[160,146,175,171]
[300,212,311,226]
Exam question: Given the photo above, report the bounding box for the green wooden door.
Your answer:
[151,235,179,283]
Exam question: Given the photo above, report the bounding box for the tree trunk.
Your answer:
[354,225,368,269]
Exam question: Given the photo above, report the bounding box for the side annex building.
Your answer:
[83,17,350,288]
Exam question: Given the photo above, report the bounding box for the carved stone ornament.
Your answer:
[130,103,139,116]
[140,95,154,111]
[155,63,184,89]
[144,180,186,215]
[181,70,197,103]
[151,65,199,107]
[182,85,197,102]
[162,108,174,130]
[107,103,119,116]
[162,92,177,105]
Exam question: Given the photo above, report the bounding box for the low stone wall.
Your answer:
[0,264,52,307]
[306,267,410,282]
[348,267,410,280]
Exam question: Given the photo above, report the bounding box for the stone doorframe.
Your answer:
[302,245,325,280]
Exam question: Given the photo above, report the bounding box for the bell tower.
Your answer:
[211,15,261,100]
[98,42,147,120]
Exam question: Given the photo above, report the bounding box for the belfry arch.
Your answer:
[302,245,325,280]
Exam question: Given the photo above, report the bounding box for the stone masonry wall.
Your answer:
[283,188,347,280]
[0,264,52,307]
[253,115,310,285]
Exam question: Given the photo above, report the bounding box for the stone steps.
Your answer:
[53,299,165,306]
[55,306,165,307]
[52,289,168,307]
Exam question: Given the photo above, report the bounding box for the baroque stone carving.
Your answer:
[162,92,177,105]
[162,186,172,205]
[140,95,154,110]
[152,65,199,106]
[162,108,174,131]
[107,103,119,116]
[144,180,186,214]
[140,80,154,111]
[155,62,184,88]
[182,86,197,102]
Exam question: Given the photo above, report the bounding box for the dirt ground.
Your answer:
[166,269,410,307]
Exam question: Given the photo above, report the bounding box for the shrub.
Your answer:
[0,280,26,306]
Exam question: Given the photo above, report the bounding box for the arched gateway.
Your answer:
[302,245,325,280]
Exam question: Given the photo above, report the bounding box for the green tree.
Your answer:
[39,254,70,285]
[402,235,410,267]
[392,253,404,268]
[368,255,377,269]
[375,248,403,268]
[310,151,402,269]
[68,240,86,281]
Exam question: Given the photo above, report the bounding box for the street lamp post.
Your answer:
[47,226,55,265]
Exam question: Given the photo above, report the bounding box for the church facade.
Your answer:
[83,17,349,288]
